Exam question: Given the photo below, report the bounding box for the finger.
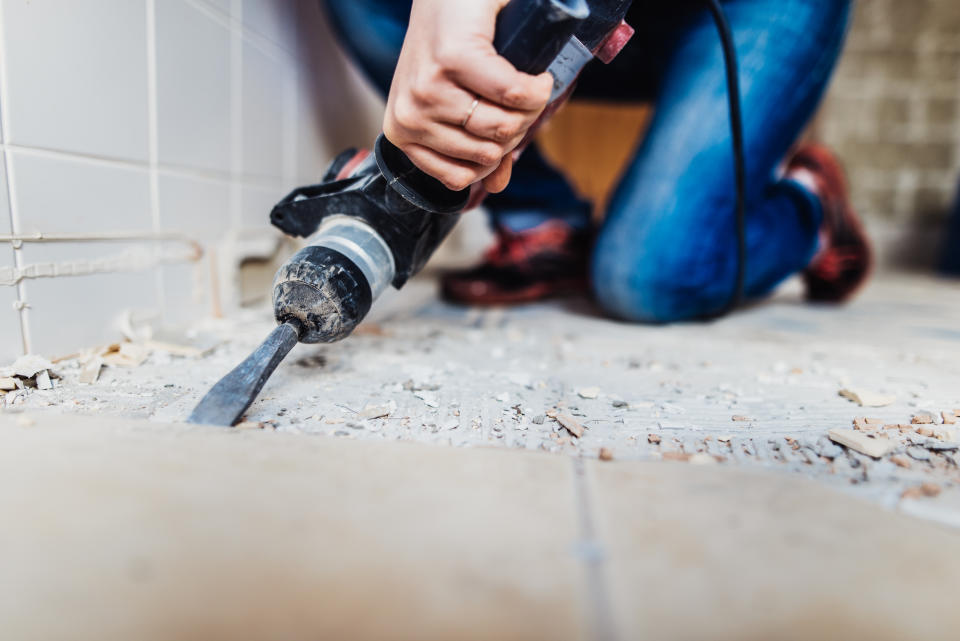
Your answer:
[430,89,541,145]
[402,144,495,192]
[464,102,538,146]
[416,123,512,167]
[444,48,554,111]
[483,155,514,194]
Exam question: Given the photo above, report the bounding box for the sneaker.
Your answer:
[787,143,873,302]
[440,220,591,305]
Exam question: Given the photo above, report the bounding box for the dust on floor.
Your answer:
[6,274,960,527]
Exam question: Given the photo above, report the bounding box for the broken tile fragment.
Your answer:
[3,354,55,379]
[901,483,941,500]
[79,357,104,385]
[838,388,895,407]
[911,414,934,425]
[598,447,613,461]
[941,411,957,425]
[413,391,439,408]
[731,415,751,422]
[358,400,397,420]
[852,417,879,431]
[556,414,584,438]
[890,455,912,469]
[906,446,931,462]
[35,370,52,390]
[577,387,600,400]
[662,451,690,462]
[828,428,897,459]
[647,433,661,445]
[102,343,151,368]
[689,453,717,465]
[933,427,959,442]
[0,377,17,391]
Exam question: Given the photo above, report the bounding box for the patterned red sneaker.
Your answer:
[787,143,873,303]
[440,220,591,305]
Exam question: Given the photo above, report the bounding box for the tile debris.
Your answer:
[359,400,398,420]
[556,414,584,438]
[901,483,942,500]
[828,429,897,459]
[838,388,896,408]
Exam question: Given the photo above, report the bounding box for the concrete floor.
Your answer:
[4,412,960,641]
[10,273,960,528]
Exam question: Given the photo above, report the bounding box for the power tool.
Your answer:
[187,0,636,425]
[188,0,749,428]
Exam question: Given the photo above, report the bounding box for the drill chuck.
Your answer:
[272,217,395,343]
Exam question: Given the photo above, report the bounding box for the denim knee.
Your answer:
[590,228,730,324]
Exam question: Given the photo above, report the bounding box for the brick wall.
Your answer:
[817,0,960,266]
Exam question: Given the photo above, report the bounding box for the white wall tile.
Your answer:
[0,153,11,234]
[0,153,22,362]
[9,151,160,355]
[292,2,383,184]
[24,262,160,357]
[1,0,149,161]
[200,0,230,16]
[242,0,295,49]
[157,173,230,325]
[9,152,153,235]
[0,283,22,363]
[156,0,232,173]
[242,41,284,179]
[158,173,230,242]
[161,262,214,328]
[241,184,279,229]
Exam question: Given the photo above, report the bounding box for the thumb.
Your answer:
[482,155,514,194]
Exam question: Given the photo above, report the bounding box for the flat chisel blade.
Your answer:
[187,320,301,426]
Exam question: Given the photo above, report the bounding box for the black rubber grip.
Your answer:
[272,246,373,344]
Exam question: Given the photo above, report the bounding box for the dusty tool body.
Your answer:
[188,0,635,426]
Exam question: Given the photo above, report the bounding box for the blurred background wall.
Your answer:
[817,0,960,268]
[0,0,957,363]
[0,0,382,361]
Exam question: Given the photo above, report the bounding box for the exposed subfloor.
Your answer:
[9,273,960,526]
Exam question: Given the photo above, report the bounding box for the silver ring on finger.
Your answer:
[461,97,480,128]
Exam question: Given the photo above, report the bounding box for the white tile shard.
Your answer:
[828,429,897,459]
[839,388,896,408]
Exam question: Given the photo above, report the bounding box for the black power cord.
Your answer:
[703,0,747,317]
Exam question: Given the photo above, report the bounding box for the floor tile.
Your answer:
[0,413,584,641]
[588,461,960,641]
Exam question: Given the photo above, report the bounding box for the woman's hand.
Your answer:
[383,0,554,193]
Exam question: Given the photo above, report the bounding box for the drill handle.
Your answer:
[376,0,590,214]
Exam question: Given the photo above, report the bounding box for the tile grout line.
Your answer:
[186,0,296,63]
[0,142,284,189]
[229,0,243,230]
[146,0,166,318]
[571,457,618,641]
[0,0,30,355]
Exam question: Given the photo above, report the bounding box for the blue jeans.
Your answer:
[324,0,852,322]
